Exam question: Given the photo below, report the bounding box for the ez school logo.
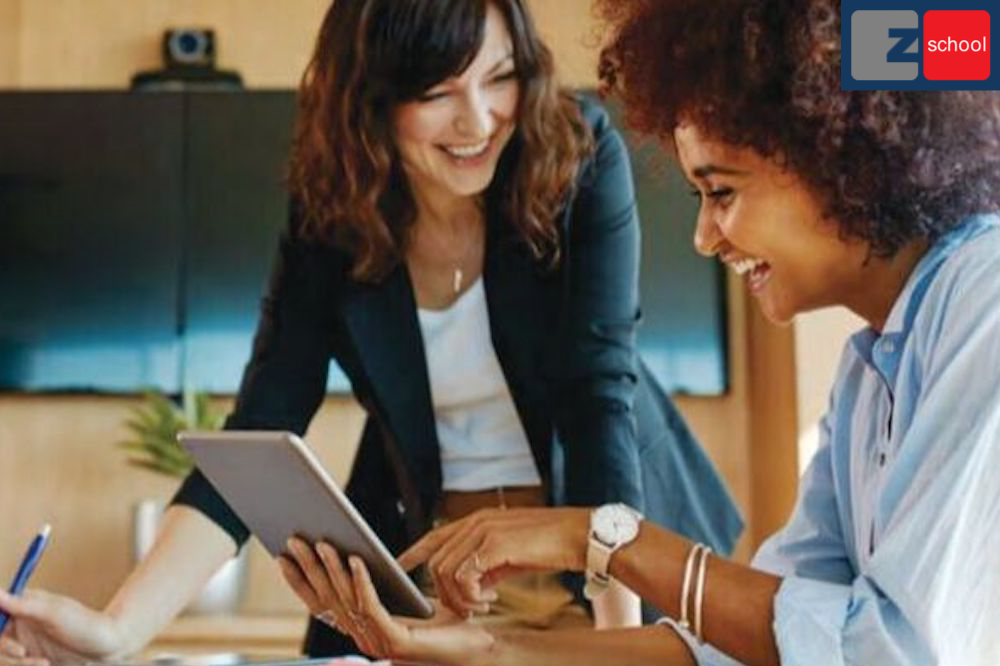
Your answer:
[842,2,998,90]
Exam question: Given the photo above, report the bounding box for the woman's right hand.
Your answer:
[0,588,126,666]
[397,507,592,617]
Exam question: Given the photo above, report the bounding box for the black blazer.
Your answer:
[173,98,742,654]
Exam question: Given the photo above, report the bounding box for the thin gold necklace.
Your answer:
[415,216,482,294]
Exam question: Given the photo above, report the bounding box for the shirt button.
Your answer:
[879,453,887,467]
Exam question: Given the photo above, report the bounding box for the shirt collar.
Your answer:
[850,213,1000,385]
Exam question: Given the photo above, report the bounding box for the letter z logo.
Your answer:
[886,27,921,63]
[852,10,920,80]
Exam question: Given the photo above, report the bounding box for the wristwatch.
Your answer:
[583,502,643,600]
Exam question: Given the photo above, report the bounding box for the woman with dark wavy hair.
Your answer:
[244,1,1000,665]
[0,0,741,662]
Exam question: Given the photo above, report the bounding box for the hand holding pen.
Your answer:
[0,524,51,636]
[0,525,132,666]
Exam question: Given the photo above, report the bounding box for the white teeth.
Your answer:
[730,257,766,276]
[443,139,490,158]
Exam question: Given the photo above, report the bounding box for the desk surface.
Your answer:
[145,616,439,665]
[147,615,308,657]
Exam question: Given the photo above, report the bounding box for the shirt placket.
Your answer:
[867,337,898,558]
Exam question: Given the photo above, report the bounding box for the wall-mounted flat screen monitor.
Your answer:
[0,94,184,392]
[0,91,726,396]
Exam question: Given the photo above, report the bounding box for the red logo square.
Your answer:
[923,10,991,80]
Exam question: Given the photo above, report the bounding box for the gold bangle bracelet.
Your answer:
[678,542,706,631]
[694,545,713,643]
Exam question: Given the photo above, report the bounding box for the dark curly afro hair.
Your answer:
[596,0,1000,256]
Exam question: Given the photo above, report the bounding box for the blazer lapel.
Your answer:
[340,264,441,501]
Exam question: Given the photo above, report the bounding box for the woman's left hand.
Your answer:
[278,538,494,665]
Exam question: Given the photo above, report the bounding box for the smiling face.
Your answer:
[675,123,873,324]
[391,2,520,206]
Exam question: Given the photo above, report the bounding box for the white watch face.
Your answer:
[593,504,640,546]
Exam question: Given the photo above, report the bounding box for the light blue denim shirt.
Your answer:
[670,214,1000,666]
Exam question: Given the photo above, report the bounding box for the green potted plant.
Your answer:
[119,391,222,478]
[119,390,246,615]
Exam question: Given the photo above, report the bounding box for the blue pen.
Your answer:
[0,524,51,634]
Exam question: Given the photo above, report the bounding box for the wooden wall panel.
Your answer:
[7,0,599,90]
[0,0,21,87]
[747,299,800,546]
[14,0,328,89]
[527,0,601,86]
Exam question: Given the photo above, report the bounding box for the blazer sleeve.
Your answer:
[554,100,644,511]
[171,200,334,548]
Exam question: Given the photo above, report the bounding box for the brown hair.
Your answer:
[289,0,594,281]
[596,0,1000,256]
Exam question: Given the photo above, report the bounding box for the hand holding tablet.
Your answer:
[178,431,434,619]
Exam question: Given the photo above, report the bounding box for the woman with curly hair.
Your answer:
[255,1,1000,665]
[0,0,741,662]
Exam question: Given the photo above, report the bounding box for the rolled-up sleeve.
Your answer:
[772,574,931,666]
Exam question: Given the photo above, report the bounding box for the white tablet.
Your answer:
[178,430,434,619]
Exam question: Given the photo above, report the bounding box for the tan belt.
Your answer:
[437,485,545,521]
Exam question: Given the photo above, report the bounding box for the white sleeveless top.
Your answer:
[416,277,542,491]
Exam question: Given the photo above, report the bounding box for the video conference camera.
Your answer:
[131,28,243,91]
